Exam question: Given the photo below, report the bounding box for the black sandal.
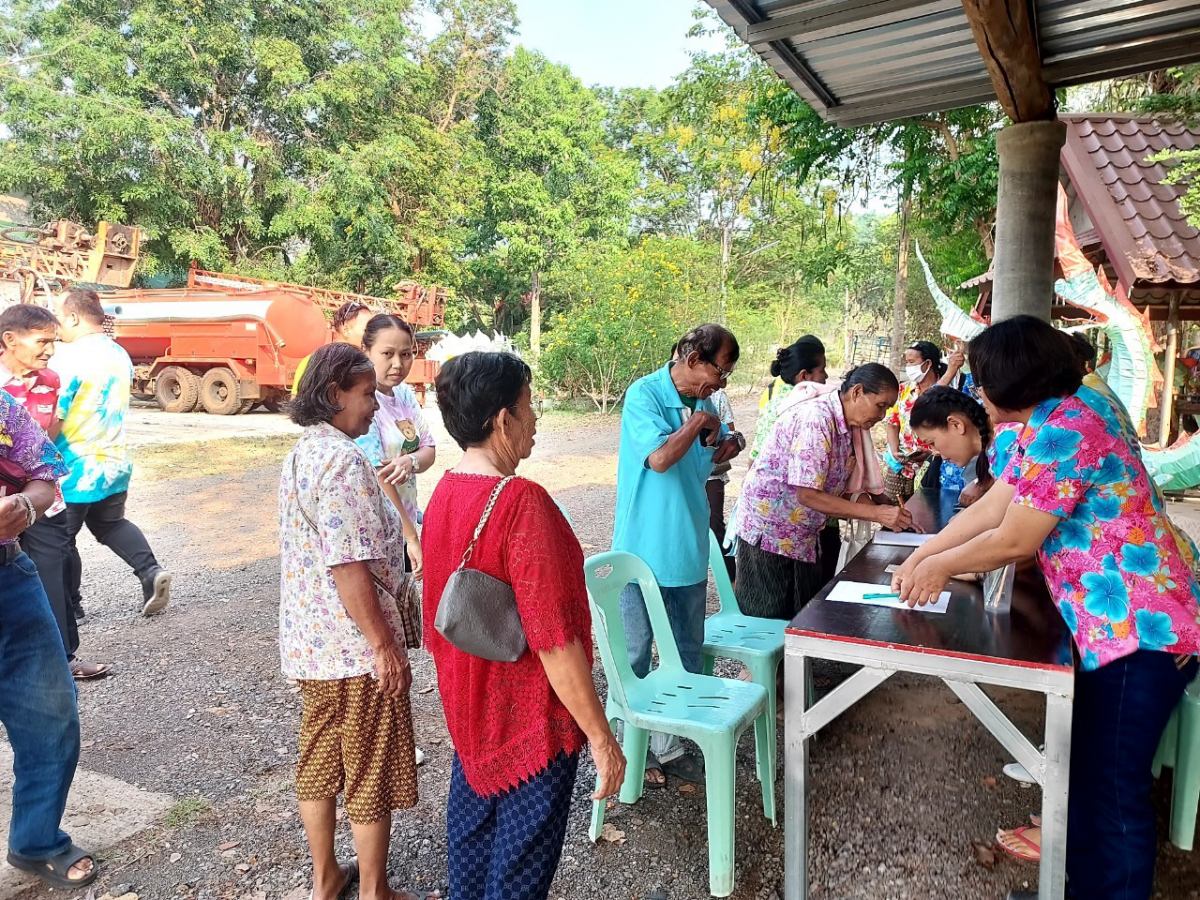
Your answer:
[6,843,98,889]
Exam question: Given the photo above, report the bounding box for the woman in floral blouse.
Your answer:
[279,343,433,900]
[731,363,913,619]
[894,316,1199,900]
[882,341,963,502]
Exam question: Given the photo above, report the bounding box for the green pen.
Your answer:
[862,591,901,600]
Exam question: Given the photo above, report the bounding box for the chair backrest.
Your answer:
[583,551,686,709]
[553,498,574,529]
[707,529,738,617]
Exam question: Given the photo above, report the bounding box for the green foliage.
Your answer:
[539,237,703,412]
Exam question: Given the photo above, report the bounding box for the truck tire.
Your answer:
[200,367,245,415]
[155,366,200,413]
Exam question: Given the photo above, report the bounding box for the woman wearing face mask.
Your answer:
[881,341,960,502]
[356,315,436,576]
[731,363,912,620]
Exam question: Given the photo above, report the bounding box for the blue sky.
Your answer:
[512,0,726,90]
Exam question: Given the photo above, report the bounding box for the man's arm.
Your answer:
[645,411,718,473]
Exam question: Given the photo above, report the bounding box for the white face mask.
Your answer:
[905,362,928,384]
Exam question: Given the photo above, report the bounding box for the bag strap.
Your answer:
[457,475,515,572]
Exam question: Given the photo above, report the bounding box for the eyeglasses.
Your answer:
[705,359,734,382]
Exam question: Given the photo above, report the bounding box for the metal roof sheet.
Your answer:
[706,0,1200,126]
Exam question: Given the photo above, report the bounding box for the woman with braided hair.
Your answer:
[907,385,1021,506]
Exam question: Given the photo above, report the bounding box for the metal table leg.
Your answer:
[784,651,810,900]
[1039,691,1073,900]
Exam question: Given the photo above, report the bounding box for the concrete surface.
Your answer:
[0,745,174,898]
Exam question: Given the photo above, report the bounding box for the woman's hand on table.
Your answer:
[874,504,915,533]
[897,556,951,608]
[374,643,412,697]
[378,455,415,486]
[590,734,627,799]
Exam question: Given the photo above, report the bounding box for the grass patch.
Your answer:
[165,797,212,828]
[133,435,296,484]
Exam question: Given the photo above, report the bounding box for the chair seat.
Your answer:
[703,614,785,663]
[617,669,767,738]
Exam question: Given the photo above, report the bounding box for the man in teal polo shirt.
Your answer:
[612,323,745,784]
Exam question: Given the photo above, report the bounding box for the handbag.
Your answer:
[434,475,528,663]
[291,454,422,649]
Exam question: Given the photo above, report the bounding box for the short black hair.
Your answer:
[676,324,740,366]
[362,313,415,350]
[771,335,825,382]
[436,351,531,449]
[910,385,993,484]
[287,343,375,427]
[968,315,1082,411]
[840,362,899,397]
[1069,332,1097,372]
[62,288,106,325]
[0,304,58,337]
[332,301,372,335]
[907,340,947,377]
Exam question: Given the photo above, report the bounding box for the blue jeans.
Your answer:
[1067,650,1199,900]
[447,751,578,900]
[618,581,706,762]
[0,551,81,860]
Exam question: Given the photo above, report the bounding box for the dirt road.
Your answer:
[9,404,1198,900]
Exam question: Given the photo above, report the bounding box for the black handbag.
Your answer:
[434,475,528,662]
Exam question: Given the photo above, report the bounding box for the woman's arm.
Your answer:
[379,479,422,577]
[47,413,61,443]
[796,487,913,531]
[897,502,1059,606]
[886,422,902,459]
[330,560,411,697]
[539,640,626,798]
[378,445,436,486]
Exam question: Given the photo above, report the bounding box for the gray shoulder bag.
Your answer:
[434,475,529,663]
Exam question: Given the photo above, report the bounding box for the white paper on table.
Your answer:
[826,580,951,614]
[872,531,934,548]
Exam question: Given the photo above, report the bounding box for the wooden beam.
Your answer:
[959,0,1055,122]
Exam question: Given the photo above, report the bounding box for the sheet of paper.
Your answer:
[826,580,950,614]
[872,531,933,548]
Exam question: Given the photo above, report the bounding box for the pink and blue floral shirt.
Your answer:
[731,390,852,563]
[999,384,1200,670]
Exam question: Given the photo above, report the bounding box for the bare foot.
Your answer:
[66,856,95,882]
[644,766,666,787]
[313,861,357,900]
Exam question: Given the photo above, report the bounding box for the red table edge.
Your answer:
[784,626,1075,674]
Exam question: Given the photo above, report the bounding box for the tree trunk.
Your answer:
[976,218,996,260]
[530,269,542,359]
[890,192,911,371]
[718,223,731,324]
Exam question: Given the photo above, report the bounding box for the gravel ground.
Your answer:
[13,399,1200,900]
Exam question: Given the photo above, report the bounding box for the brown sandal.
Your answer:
[70,658,112,680]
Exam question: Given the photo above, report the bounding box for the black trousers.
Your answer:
[65,492,159,605]
[705,479,736,581]
[18,513,78,659]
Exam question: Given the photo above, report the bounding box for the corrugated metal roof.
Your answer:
[1061,114,1200,287]
[706,0,1200,126]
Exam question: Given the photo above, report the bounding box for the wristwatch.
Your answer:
[408,454,421,474]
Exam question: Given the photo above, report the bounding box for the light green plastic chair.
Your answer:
[1152,675,1200,850]
[584,550,774,898]
[700,530,785,779]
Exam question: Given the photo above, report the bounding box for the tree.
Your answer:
[469,47,635,355]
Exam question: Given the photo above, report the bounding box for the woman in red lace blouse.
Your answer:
[423,351,625,900]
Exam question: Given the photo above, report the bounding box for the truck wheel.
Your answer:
[199,367,245,415]
[155,367,200,413]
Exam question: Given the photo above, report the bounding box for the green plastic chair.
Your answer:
[700,530,785,778]
[1152,674,1200,850]
[584,550,774,898]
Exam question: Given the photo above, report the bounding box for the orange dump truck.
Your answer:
[103,269,447,414]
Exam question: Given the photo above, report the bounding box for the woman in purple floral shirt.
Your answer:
[731,363,912,619]
[894,316,1199,900]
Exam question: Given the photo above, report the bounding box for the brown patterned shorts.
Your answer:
[296,674,418,824]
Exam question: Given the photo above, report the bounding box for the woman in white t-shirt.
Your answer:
[356,314,437,575]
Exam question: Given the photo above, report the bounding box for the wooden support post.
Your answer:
[1160,292,1181,447]
[959,0,1056,123]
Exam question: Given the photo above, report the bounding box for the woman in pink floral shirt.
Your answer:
[731,363,912,619]
[894,316,1199,900]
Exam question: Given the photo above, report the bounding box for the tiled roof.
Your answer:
[1061,115,1200,287]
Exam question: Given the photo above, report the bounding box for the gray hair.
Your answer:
[287,343,375,426]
